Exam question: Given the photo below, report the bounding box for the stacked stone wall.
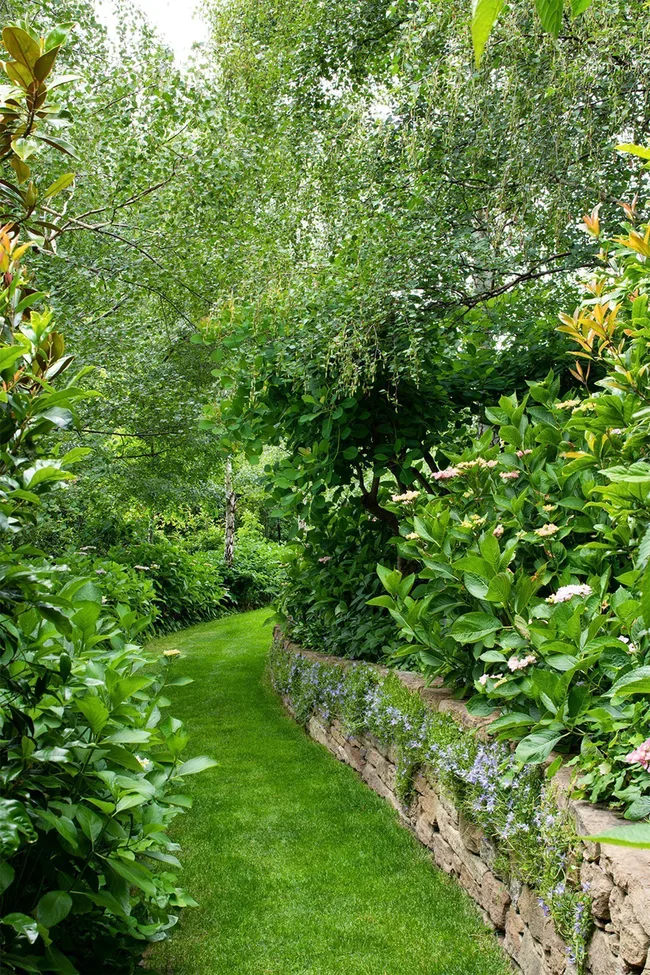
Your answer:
[276,634,650,975]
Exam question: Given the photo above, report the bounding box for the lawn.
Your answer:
[147,610,510,975]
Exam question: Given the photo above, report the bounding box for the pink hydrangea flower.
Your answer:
[535,523,559,538]
[507,654,536,672]
[516,449,533,458]
[392,490,420,502]
[493,524,504,538]
[318,556,332,563]
[624,738,650,772]
[500,471,520,481]
[547,584,592,604]
[432,467,460,481]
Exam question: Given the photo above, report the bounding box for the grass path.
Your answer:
[148,610,510,975]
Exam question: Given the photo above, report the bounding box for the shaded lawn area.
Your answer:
[147,610,510,975]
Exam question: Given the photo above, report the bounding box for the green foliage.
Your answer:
[274,504,401,660]
[0,25,212,973]
[372,216,650,816]
[108,541,227,634]
[471,0,596,64]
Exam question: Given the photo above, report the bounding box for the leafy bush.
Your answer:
[109,541,227,634]
[372,213,650,817]
[219,532,286,609]
[56,550,159,627]
[275,506,401,660]
[0,28,213,972]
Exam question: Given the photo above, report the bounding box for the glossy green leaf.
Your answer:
[471,0,505,66]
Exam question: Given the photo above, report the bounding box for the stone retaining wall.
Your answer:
[274,633,650,975]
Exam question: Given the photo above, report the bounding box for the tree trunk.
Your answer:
[224,456,236,566]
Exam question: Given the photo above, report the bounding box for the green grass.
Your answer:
[147,610,510,975]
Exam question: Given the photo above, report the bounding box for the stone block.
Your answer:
[479,835,503,876]
[459,863,481,903]
[413,771,429,795]
[362,765,398,810]
[459,847,489,886]
[307,715,330,748]
[419,686,451,711]
[542,927,567,975]
[504,907,525,958]
[432,833,461,876]
[481,872,511,929]
[619,921,650,968]
[395,671,426,694]
[342,742,365,772]
[518,885,546,944]
[433,792,459,829]
[518,928,545,975]
[588,929,620,975]
[459,812,484,854]
[580,862,613,920]
[414,814,436,849]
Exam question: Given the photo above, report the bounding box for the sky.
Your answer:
[96,0,209,63]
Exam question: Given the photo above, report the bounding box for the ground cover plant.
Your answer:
[371,212,650,819]
[147,611,510,975]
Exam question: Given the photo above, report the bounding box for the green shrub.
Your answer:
[109,541,227,634]
[220,532,286,609]
[372,213,650,817]
[0,30,213,972]
[275,505,401,660]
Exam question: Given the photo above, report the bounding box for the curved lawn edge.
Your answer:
[146,610,510,975]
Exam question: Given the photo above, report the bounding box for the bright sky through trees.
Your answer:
[96,0,208,62]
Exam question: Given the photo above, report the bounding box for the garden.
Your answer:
[1,1,650,973]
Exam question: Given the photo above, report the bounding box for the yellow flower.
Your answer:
[163,648,181,657]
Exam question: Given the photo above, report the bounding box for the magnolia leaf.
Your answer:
[471,0,505,67]
[535,0,564,35]
[570,0,594,13]
[42,172,75,200]
[174,756,218,777]
[615,143,650,160]
[45,23,75,53]
[36,890,73,928]
[33,47,59,83]
[582,824,650,848]
[2,27,40,70]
